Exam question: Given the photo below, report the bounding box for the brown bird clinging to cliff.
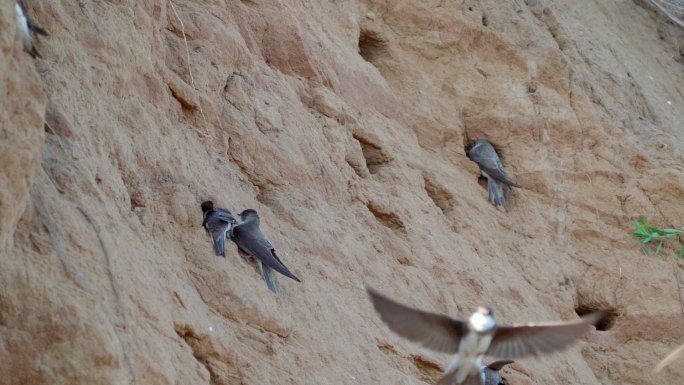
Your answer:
[467,139,520,209]
[230,209,301,294]
[201,201,238,258]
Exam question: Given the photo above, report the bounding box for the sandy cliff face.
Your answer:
[1,0,683,384]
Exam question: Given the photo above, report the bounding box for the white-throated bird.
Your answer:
[367,287,604,385]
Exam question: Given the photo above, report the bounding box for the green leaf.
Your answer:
[679,246,684,258]
[655,240,664,255]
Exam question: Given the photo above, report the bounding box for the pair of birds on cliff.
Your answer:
[201,201,300,294]
[15,0,48,58]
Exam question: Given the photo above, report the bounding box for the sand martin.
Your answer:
[16,0,48,58]
[467,139,520,209]
[230,209,301,294]
[655,343,684,372]
[367,287,604,385]
[201,201,238,258]
[481,360,513,385]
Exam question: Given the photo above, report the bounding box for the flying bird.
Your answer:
[481,360,514,385]
[655,343,684,372]
[15,0,48,58]
[201,201,238,257]
[230,209,301,294]
[467,139,520,209]
[366,287,604,385]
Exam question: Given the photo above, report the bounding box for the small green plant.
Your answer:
[632,216,684,258]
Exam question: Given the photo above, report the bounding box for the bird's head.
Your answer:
[470,306,496,332]
[201,200,214,213]
[466,139,488,156]
[239,209,259,223]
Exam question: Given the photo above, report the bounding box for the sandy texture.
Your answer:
[1,0,683,384]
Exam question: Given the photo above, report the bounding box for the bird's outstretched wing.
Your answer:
[487,310,605,358]
[366,287,467,354]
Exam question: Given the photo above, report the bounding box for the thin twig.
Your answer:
[167,0,210,136]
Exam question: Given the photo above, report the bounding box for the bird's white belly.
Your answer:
[446,333,493,383]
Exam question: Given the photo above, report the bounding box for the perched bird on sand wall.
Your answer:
[655,343,684,372]
[15,0,48,58]
[481,360,513,385]
[230,209,301,294]
[466,139,520,209]
[366,287,605,385]
[201,201,238,258]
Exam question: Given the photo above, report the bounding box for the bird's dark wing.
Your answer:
[469,142,520,188]
[258,262,278,294]
[231,223,300,282]
[486,176,506,208]
[203,211,233,257]
[208,225,228,257]
[485,360,514,371]
[213,208,237,224]
[366,287,467,354]
[480,165,521,188]
[487,310,605,359]
[203,209,236,229]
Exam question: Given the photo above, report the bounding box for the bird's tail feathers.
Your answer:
[211,233,226,257]
[487,178,506,208]
[259,262,279,295]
